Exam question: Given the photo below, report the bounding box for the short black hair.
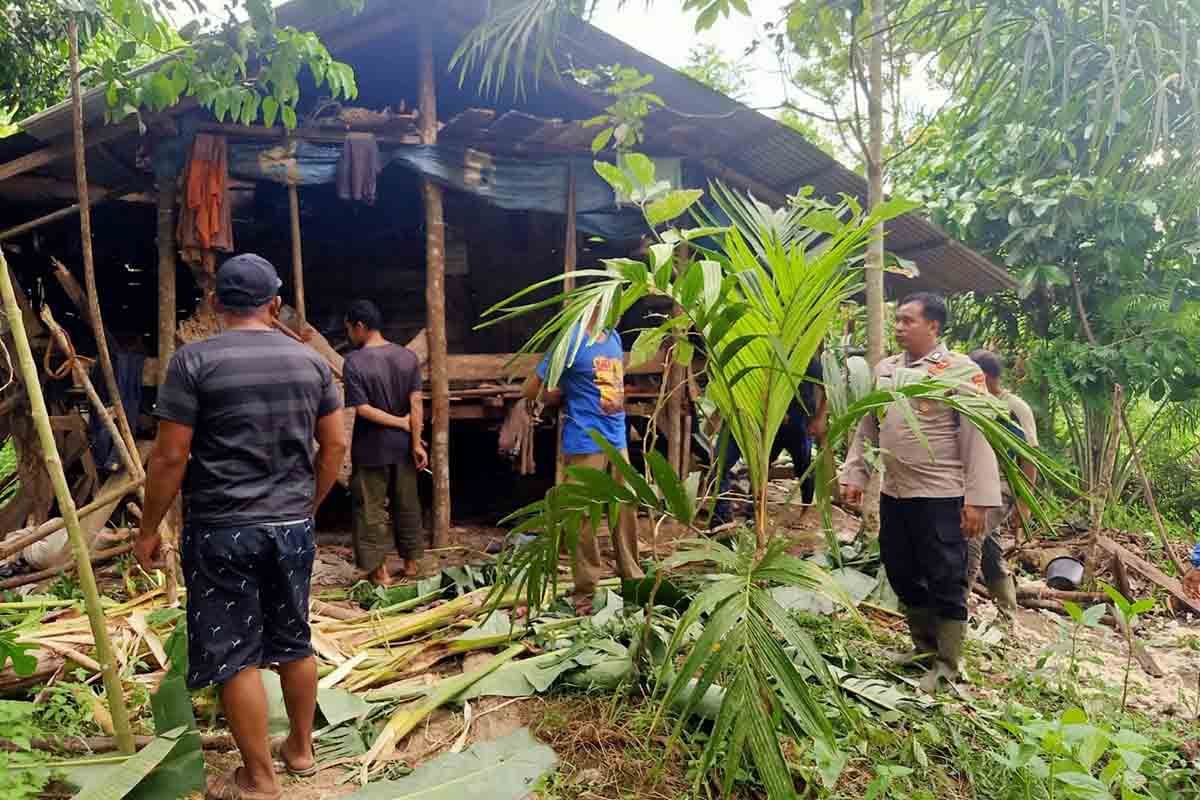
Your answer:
[900,291,947,330]
[969,349,1003,379]
[346,299,382,331]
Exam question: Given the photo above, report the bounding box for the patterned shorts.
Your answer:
[181,519,316,690]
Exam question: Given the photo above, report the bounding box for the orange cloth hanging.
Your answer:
[177,134,233,264]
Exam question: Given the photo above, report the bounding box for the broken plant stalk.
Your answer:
[360,643,525,778]
[0,249,135,754]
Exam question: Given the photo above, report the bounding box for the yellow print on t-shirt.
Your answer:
[593,356,625,414]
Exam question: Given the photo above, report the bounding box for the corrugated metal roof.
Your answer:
[3,0,1011,294]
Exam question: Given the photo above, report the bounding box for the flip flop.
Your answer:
[270,737,319,778]
[206,769,282,800]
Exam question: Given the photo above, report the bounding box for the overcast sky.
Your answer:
[589,1,789,110]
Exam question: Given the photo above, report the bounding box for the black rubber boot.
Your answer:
[988,574,1019,625]
[889,607,937,666]
[920,619,966,694]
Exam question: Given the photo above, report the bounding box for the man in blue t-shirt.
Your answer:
[523,318,644,609]
[1186,545,1200,599]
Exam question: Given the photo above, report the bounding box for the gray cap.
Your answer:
[215,253,282,309]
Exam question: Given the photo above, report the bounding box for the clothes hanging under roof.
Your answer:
[336,132,381,205]
[177,133,233,264]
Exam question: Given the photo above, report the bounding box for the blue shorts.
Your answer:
[181,519,316,690]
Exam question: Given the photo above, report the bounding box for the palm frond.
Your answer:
[450,0,577,98]
[654,532,844,799]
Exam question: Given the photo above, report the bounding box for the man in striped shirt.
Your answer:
[136,254,346,800]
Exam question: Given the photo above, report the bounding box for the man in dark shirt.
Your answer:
[135,254,346,800]
[343,299,427,585]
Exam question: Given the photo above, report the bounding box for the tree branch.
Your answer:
[1071,270,1099,346]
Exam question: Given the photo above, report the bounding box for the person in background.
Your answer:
[710,357,827,528]
[965,349,1036,623]
[523,311,644,613]
[840,292,1002,693]
[343,299,428,586]
[135,254,346,800]
[1184,545,1200,598]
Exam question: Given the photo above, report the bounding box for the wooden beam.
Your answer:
[49,257,115,351]
[198,122,419,146]
[435,352,666,383]
[287,179,306,331]
[1095,535,1200,616]
[420,20,451,548]
[0,176,112,201]
[0,119,139,184]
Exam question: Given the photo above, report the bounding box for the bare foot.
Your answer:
[401,559,422,579]
[280,733,315,775]
[368,564,391,587]
[571,593,594,616]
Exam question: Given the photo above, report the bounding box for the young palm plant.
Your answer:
[480,156,1073,797]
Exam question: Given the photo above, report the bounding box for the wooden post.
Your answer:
[287,180,307,331]
[68,19,140,477]
[0,249,135,754]
[555,164,577,486]
[419,21,451,546]
[156,178,177,383]
[155,177,181,604]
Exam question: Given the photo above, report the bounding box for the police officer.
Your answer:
[966,349,1037,624]
[840,293,1002,692]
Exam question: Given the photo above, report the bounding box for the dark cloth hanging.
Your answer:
[336,132,381,205]
[89,350,145,472]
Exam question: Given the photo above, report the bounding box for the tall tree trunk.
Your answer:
[865,0,886,368]
[862,0,887,536]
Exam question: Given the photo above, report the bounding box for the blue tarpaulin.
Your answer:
[223,140,651,240]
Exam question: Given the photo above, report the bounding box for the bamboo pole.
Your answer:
[555,165,577,486]
[419,21,451,547]
[40,308,138,482]
[0,542,133,591]
[0,248,135,754]
[68,19,140,478]
[287,179,306,332]
[0,476,145,561]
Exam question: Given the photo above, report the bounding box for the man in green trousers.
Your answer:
[343,299,428,586]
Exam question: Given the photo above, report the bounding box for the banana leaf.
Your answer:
[345,727,556,800]
[66,727,187,800]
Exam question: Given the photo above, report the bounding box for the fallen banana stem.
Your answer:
[360,643,526,778]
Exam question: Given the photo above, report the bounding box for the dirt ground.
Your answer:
[195,481,1199,796]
